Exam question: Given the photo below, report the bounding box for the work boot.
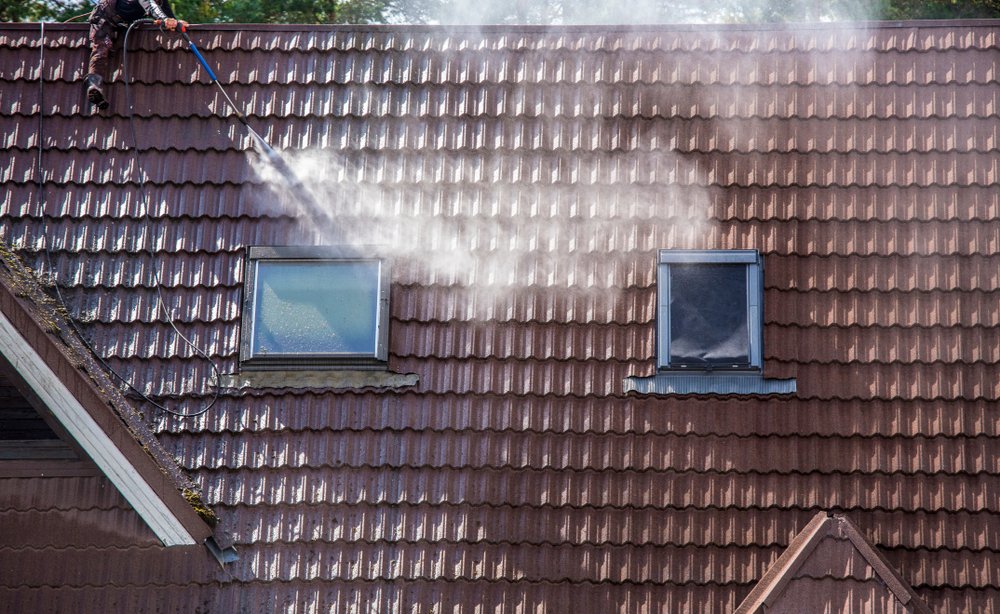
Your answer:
[85,74,109,110]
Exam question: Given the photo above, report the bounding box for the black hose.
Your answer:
[78,18,221,418]
[36,20,218,419]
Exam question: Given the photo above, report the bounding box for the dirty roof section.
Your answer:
[2,20,999,612]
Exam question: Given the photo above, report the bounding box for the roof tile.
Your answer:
[163,429,1000,476]
[3,20,999,612]
[194,466,997,512]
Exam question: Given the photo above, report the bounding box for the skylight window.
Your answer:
[657,250,763,371]
[240,246,389,369]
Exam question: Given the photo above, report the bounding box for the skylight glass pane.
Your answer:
[669,263,749,366]
[251,260,380,357]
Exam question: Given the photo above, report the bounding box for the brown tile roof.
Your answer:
[2,19,999,612]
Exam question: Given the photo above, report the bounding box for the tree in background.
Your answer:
[709,0,1000,22]
[429,0,1000,24]
[0,0,217,22]
[216,0,379,23]
[881,0,1000,19]
[0,0,89,21]
[171,0,218,23]
[3,0,1000,23]
[0,0,430,23]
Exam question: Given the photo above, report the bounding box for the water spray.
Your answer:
[165,21,322,212]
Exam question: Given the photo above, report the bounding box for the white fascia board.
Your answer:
[0,309,196,546]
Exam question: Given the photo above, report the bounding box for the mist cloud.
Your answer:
[400,0,883,25]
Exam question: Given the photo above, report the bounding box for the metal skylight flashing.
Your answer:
[624,372,796,395]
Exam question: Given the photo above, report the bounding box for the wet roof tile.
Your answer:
[2,19,999,613]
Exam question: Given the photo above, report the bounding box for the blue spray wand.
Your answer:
[171,23,320,209]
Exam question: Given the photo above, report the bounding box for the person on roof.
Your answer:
[85,0,188,110]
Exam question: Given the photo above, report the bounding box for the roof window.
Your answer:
[625,249,795,395]
[657,249,762,371]
[240,246,390,369]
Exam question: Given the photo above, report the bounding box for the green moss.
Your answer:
[183,488,219,526]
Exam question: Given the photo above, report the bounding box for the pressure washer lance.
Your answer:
[157,20,322,212]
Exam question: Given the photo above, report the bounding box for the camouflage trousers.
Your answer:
[87,0,126,78]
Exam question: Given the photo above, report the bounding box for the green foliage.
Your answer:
[408,0,1000,24]
[3,0,1000,24]
[0,0,36,21]
[170,0,220,23]
[0,0,91,22]
[0,0,430,23]
[712,0,1000,22]
[881,0,1000,19]
[222,0,334,23]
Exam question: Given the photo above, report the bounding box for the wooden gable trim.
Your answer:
[837,514,932,613]
[735,511,830,613]
[736,511,932,614]
[0,260,213,547]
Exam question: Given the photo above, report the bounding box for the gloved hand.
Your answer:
[156,18,189,32]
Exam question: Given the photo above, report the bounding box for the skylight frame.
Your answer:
[239,246,390,370]
[656,249,763,372]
